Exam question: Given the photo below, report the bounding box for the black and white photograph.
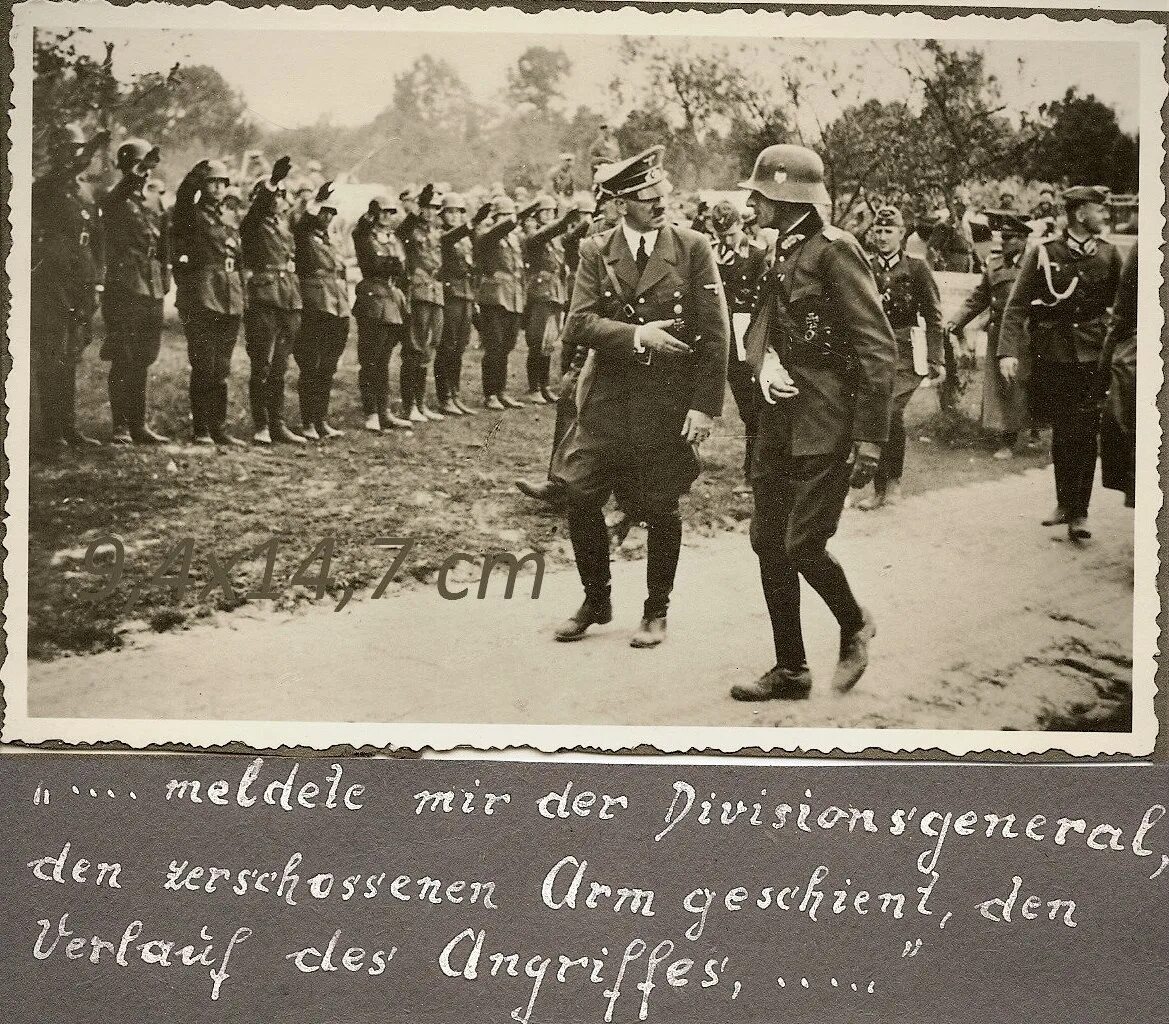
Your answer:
[2,1,1163,752]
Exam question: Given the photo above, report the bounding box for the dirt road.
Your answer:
[26,467,1134,734]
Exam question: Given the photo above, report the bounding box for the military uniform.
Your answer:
[294,212,351,432]
[999,214,1123,526]
[395,205,445,414]
[553,146,729,637]
[1099,246,1138,508]
[867,247,944,490]
[31,169,103,445]
[475,211,527,403]
[241,181,302,435]
[352,210,408,425]
[950,217,1031,438]
[172,183,246,442]
[523,207,584,397]
[100,172,171,439]
[588,130,621,172]
[438,215,477,408]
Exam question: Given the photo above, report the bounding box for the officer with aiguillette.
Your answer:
[241,156,307,445]
[551,145,730,649]
[172,157,247,446]
[730,145,896,702]
[100,137,171,445]
[998,185,1123,541]
[31,122,109,453]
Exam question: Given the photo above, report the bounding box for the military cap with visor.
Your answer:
[441,192,466,212]
[1062,184,1110,210]
[983,209,1033,237]
[595,145,673,202]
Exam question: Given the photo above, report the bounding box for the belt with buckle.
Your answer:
[224,256,236,272]
[78,230,90,247]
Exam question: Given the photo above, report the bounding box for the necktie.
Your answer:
[636,236,649,275]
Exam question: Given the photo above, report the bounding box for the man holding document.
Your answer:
[731,145,897,702]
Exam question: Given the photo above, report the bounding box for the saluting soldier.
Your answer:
[854,206,945,510]
[948,211,1034,459]
[31,123,108,452]
[293,182,351,441]
[709,199,768,486]
[436,193,490,416]
[171,158,246,446]
[523,194,585,404]
[999,185,1124,540]
[395,182,446,423]
[551,145,730,649]
[100,137,171,445]
[730,145,896,702]
[241,156,306,445]
[352,195,412,432]
[475,195,528,410]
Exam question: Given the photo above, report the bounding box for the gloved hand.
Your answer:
[758,349,799,404]
[848,441,882,489]
[472,203,492,225]
[315,181,334,205]
[270,155,293,185]
[417,183,436,208]
[999,356,1019,384]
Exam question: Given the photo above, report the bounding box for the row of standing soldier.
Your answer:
[32,127,605,452]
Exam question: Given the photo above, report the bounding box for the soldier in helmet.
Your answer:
[241,156,306,445]
[352,194,412,432]
[999,185,1123,541]
[546,154,577,201]
[523,193,586,404]
[100,137,171,444]
[293,182,351,441]
[550,145,730,649]
[171,157,246,445]
[474,195,528,410]
[730,144,896,702]
[853,205,945,510]
[31,122,109,453]
[709,199,768,487]
[436,192,490,416]
[395,182,447,423]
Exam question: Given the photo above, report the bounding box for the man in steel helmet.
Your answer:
[171,157,246,445]
[730,144,896,702]
[437,191,490,416]
[99,137,170,444]
[31,122,109,454]
[474,194,528,410]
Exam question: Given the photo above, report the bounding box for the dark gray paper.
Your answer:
[2,756,1166,1023]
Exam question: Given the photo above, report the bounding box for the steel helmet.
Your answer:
[202,158,231,182]
[739,144,830,205]
[368,194,396,214]
[536,193,558,212]
[116,138,159,172]
[442,192,466,211]
[493,196,517,218]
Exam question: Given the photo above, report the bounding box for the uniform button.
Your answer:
[638,297,645,304]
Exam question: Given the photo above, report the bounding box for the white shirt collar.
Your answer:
[622,222,659,260]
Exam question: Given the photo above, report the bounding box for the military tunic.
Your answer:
[475,217,527,399]
[241,183,302,431]
[99,178,171,433]
[172,200,246,437]
[395,213,445,410]
[999,231,1124,519]
[951,251,1030,434]
[31,172,104,443]
[294,217,351,429]
[353,213,408,420]
[437,222,476,404]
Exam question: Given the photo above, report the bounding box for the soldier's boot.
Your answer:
[253,426,273,446]
[500,393,527,409]
[453,395,478,416]
[832,607,877,694]
[484,395,506,411]
[108,369,132,444]
[1067,516,1092,541]
[1042,506,1071,526]
[380,409,414,430]
[730,664,814,702]
[130,376,169,444]
[630,614,667,649]
[270,423,307,445]
[365,412,383,432]
[553,588,613,642]
[59,367,99,446]
[855,485,888,511]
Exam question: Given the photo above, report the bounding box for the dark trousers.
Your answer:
[294,309,349,428]
[1033,359,1101,518]
[874,372,921,489]
[357,318,405,417]
[403,300,444,409]
[182,308,240,437]
[548,359,583,479]
[245,303,300,430]
[750,447,863,670]
[525,300,561,392]
[437,298,474,402]
[101,291,164,432]
[479,305,521,399]
[726,355,758,479]
[568,504,682,619]
[33,313,91,442]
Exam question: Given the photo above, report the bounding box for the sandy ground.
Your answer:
[27,466,1134,732]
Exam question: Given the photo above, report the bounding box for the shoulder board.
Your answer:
[903,251,927,263]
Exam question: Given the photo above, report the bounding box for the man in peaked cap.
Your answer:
[730,144,896,702]
[948,210,1035,459]
[550,144,729,649]
[999,184,1122,541]
[31,122,109,454]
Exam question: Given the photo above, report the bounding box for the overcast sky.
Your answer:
[71,27,1140,135]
